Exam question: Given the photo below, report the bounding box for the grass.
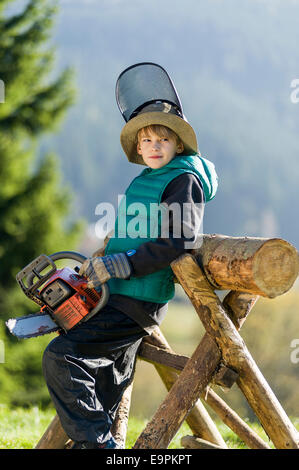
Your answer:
[0,404,55,449]
[0,404,298,449]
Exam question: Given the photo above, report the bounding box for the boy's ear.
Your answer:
[177,142,184,154]
[137,143,142,155]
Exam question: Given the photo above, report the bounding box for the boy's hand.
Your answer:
[79,253,132,288]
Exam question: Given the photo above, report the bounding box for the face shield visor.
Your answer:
[116,62,184,122]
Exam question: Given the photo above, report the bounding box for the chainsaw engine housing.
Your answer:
[40,267,101,331]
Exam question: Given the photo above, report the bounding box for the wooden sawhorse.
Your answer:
[36,235,299,450]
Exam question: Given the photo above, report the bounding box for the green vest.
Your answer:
[105,154,218,303]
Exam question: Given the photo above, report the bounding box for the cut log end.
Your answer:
[253,239,299,298]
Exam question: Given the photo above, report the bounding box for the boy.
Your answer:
[42,63,218,449]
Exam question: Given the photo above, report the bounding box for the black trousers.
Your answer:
[42,303,148,445]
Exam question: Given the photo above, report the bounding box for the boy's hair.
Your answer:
[137,124,182,146]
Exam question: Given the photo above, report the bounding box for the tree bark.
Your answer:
[139,332,270,449]
[111,382,133,448]
[181,435,225,449]
[143,329,227,448]
[192,235,299,298]
[35,414,69,449]
[172,254,299,449]
[134,253,298,449]
[133,281,259,449]
[133,333,221,449]
[203,388,270,449]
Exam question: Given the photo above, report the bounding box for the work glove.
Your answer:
[79,253,132,289]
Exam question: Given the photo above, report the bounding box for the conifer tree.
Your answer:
[0,0,82,406]
[0,0,81,294]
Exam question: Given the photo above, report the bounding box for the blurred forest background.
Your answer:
[0,0,298,427]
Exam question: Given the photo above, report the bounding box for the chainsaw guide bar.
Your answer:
[6,312,59,339]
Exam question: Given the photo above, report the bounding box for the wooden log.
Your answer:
[181,397,227,448]
[35,414,69,449]
[172,254,299,449]
[110,382,133,449]
[133,333,221,449]
[142,329,227,448]
[203,388,271,450]
[139,337,270,449]
[133,286,258,449]
[144,298,270,451]
[138,341,188,373]
[211,365,239,389]
[192,235,299,298]
[181,435,225,449]
[140,341,237,394]
[222,290,259,328]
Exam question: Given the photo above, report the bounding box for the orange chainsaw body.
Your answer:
[39,267,101,331]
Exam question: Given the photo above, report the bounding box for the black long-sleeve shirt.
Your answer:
[107,172,205,333]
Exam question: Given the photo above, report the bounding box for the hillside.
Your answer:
[35,0,299,249]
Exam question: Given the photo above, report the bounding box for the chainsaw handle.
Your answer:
[49,251,88,265]
[26,251,109,316]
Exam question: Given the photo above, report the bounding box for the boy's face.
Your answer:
[137,130,184,169]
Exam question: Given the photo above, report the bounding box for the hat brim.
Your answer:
[120,112,198,165]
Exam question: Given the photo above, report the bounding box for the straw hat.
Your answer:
[120,101,198,165]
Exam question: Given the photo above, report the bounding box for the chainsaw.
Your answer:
[6,251,109,339]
